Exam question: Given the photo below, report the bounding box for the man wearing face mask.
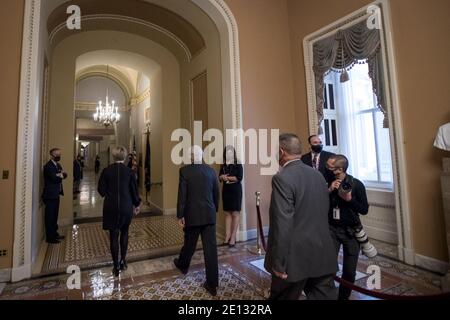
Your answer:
[301,135,335,184]
[42,148,68,244]
[326,154,369,300]
[264,133,337,300]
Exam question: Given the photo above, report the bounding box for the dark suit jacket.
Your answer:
[98,163,141,230]
[73,160,82,181]
[301,150,335,184]
[42,160,67,200]
[264,160,338,282]
[177,164,219,227]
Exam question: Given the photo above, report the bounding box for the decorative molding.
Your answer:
[49,14,192,62]
[15,0,244,281]
[164,208,177,216]
[130,88,151,105]
[368,202,396,210]
[0,268,12,282]
[12,0,41,282]
[76,66,134,103]
[75,101,130,112]
[364,225,398,244]
[415,253,449,275]
[302,0,414,265]
[191,0,246,238]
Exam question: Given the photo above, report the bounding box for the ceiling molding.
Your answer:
[130,88,150,106]
[47,0,207,62]
[76,65,134,103]
[75,101,130,112]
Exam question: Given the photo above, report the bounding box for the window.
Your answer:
[321,61,393,189]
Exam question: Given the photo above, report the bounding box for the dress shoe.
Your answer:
[46,239,60,244]
[203,282,217,296]
[119,260,128,271]
[228,242,236,248]
[112,267,120,277]
[173,258,188,275]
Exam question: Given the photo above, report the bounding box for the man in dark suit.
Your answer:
[301,135,334,184]
[42,148,67,244]
[174,145,220,296]
[265,133,338,300]
[73,156,82,195]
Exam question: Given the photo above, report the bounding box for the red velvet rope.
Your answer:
[255,202,450,300]
[333,276,450,300]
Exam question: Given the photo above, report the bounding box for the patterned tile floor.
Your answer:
[41,215,186,275]
[0,240,446,300]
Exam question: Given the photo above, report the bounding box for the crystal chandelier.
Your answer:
[93,65,120,127]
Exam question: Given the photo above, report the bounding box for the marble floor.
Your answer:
[73,170,159,223]
[3,170,443,300]
[0,240,445,300]
[73,170,103,220]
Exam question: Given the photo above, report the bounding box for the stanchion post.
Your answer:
[248,191,263,255]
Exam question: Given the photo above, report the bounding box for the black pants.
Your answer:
[109,225,130,269]
[269,274,337,300]
[44,198,60,241]
[177,224,219,288]
[329,224,360,300]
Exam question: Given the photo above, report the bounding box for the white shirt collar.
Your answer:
[283,158,301,168]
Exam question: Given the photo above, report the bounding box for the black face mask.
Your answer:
[53,156,61,162]
[311,144,323,153]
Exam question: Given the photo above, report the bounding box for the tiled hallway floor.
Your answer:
[0,240,446,300]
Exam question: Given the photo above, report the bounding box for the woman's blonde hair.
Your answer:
[112,146,127,162]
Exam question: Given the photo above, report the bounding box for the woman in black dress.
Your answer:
[98,146,141,277]
[219,145,243,247]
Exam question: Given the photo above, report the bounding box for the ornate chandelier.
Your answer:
[93,65,120,127]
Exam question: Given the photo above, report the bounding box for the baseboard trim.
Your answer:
[148,200,163,214]
[59,218,74,227]
[0,268,11,282]
[364,225,398,244]
[11,264,31,282]
[164,208,177,215]
[415,253,449,275]
[237,226,269,242]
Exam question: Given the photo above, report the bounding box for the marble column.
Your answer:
[441,158,450,291]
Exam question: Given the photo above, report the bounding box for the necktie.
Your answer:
[313,153,318,170]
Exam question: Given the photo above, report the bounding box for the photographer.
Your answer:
[326,154,369,300]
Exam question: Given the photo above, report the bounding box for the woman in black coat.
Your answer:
[219,145,243,247]
[98,146,141,277]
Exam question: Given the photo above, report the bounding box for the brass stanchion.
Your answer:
[247,191,264,255]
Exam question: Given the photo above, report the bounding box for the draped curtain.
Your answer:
[313,20,388,134]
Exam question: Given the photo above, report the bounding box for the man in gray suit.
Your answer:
[264,133,338,300]
[174,145,220,296]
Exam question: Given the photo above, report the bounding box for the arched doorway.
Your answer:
[12,0,244,282]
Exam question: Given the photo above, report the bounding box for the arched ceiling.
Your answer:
[76,65,141,102]
[46,0,206,61]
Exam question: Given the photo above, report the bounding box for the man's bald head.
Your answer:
[279,133,302,156]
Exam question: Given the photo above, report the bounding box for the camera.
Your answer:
[340,180,352,192]
[353,225,377,258]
